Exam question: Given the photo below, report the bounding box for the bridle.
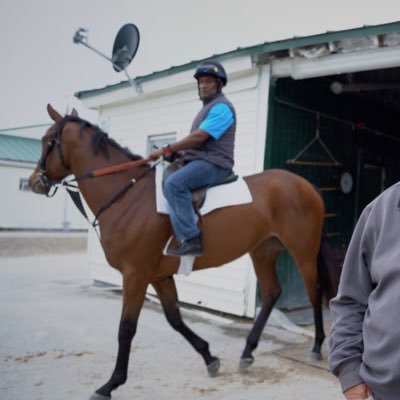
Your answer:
[34,115,157,228]
[36,117,72,197]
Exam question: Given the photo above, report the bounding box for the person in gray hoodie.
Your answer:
[329,182,400,400]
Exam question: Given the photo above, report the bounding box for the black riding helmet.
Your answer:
[194,60,227,86]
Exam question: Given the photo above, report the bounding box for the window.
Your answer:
[19,178,31,192]
[100,118,110,133]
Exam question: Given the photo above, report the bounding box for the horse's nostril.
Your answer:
[31,179,46,194]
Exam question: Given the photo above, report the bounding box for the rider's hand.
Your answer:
[344,383,372,399]
[149,144,174,161]
[148,148,164,161]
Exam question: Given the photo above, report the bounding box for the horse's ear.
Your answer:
[47,104,63,123]
[71,108,79,117]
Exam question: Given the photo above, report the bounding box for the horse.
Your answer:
[29,104,339,400]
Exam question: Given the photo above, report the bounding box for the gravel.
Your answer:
[0,231,88,257]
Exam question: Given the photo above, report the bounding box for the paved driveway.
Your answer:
[0,240,342,400]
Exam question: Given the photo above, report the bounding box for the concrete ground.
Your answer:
[0,232,343,400]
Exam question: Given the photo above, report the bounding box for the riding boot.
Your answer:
[166,234,203,256]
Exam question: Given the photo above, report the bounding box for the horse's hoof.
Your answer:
[238,356,254,373]
[89,392,111,400]
[207,358,220,377]
[307,351,322,361]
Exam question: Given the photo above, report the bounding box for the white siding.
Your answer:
[0,162,88,231]
[84,57,270,317]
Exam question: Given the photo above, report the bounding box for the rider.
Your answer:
[149,60,236,256]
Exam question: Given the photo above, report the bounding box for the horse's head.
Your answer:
[29,104,78,196]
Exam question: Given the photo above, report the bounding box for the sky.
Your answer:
[1,0,399,137]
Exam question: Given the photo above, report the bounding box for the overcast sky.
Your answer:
[1,0,399,136]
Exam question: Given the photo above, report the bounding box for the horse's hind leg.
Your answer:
[287,241,325,361]
[152,276,220,377]
[307,234,339,360]
[240,238,284,372]
[90,273,148,400]
[308,280,324,361]
[298,259,325,361]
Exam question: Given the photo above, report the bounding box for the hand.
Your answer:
[344,383,372,399]
[149,148,164,161]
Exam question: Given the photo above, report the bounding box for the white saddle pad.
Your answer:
[155,162,253,275]
[155,162,253,215]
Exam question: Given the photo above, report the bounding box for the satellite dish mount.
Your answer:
[73,24,142,94]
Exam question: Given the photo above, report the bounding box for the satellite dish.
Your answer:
[73,23,142,94]
[112,24,140,72]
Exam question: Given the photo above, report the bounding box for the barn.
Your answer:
[76,21,400,317]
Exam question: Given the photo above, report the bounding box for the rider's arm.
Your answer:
[149,129,209,160]
[150,103,234,159]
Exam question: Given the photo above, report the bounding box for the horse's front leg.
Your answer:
[90,274,148,400]
[152,276,220,377]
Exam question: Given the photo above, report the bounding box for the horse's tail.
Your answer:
[317,232,341,302]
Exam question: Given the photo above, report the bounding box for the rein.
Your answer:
[56,158,157,229]
[73,157,153,180]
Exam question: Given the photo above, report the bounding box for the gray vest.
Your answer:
[184,93,236,170]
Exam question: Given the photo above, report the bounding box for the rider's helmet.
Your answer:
[194,60,227,86]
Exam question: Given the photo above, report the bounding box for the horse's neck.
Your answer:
[62,126,153,221]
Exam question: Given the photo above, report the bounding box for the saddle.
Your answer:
[162,159,238,216]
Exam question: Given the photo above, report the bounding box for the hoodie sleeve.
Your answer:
[328,205,374,393]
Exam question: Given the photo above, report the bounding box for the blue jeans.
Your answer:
[163,159,231,241]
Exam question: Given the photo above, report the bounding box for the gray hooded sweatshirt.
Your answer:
[329,181,400,400]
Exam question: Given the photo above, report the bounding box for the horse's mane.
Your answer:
[62,115,143,161]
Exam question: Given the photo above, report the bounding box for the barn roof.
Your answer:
[75,21,400,100]
[0,134,41,164]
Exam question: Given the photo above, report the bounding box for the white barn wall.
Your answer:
[79,24,400,317]
[85,58,270,317]
[1,162,88,230]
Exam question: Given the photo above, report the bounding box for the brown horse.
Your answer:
[29,104,339,400]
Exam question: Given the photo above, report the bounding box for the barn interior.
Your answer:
[265,64,400,308]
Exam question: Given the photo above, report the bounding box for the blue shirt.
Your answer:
[199,103,234,140]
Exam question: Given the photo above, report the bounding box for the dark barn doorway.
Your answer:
[264,67,400,309]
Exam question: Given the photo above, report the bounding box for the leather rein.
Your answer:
[37,116,155,228]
